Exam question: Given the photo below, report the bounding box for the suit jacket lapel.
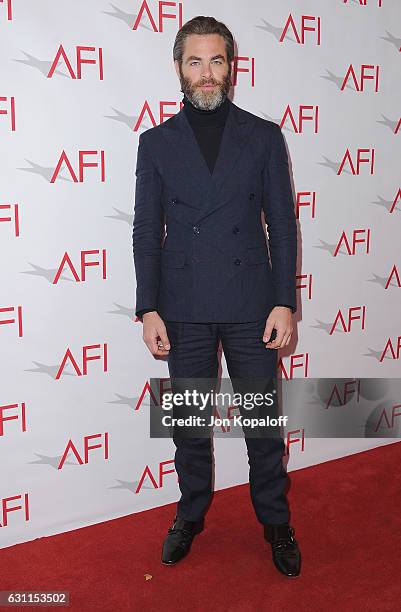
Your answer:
[161,97,256,223]
[209,100,250,195]
[161,104,214,207]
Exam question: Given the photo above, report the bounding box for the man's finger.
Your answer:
[157,327,170,351]
[144,330,169,356]
[282,331,292,347]
[148,340,170,356]
[263,321,274,343]
[266,327,286,348]
[274,329,292,348]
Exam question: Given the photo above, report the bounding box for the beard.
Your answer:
[179,65,232,111]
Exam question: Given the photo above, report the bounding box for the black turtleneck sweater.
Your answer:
[136,94,293,320]
[182,93,230,174]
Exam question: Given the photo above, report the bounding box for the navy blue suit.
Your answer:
[132,97,297,322]
[132,97,297,525]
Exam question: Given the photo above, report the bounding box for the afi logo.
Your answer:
[134,100,183,130]
[281,105,319,133]
[334,229,371,256]
[232,56,255,87]
[385,265,401,290]
[0,494,29,527]
[279,353,310,379]
[0,305,23,337]
[55,343,108,378]
[297,273,312,301]
[53,250,107,283]
[132,0,183,31]
[0,0,12,21]
[50,150,106,183]
[59,433,109,468]
[389,188,401,213]
[375,404,401,432]
[343,0,382,7]
[0,96,16,131]
[330,306,366,334]
[0,402,27,436]
[296,192,317,218]
[341,64,379,92]
[134,378,171,411]
[380,336,401,362]
[325,380,361,409]
[286,429,305,453]
[337,148,375,175]
[48,45,104,79]
[281,14,321,45]
[135,459,176,493]
[0,203,20,236]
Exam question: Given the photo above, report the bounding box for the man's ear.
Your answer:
[230,60,234,81]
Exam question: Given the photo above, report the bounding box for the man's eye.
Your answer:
[189,60,222,66]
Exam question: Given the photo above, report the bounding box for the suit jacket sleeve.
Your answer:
[132,133,165,318]
[262,123,297,313]
[275,303,295,313]
[136,308,158,322]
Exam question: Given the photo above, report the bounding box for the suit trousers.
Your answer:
[164,317,290,526]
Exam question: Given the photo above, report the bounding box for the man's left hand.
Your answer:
[263,306,293,349]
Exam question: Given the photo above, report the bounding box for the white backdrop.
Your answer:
[1,0,400,549]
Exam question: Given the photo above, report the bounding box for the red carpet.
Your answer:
[1,442,400,611]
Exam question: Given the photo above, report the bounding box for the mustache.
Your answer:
[197,80,219,86]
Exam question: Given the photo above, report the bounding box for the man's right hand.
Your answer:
[142,311,171,357]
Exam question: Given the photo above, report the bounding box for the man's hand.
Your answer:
[263,306,293,349]
[142,311,171,357]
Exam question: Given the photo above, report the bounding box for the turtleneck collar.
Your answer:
[182,93,230,127]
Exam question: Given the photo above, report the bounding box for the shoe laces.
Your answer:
[167,524,194,550]
[271,527,297,552]
[168,523,193,538]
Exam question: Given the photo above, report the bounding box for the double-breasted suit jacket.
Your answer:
[132,97,297,323]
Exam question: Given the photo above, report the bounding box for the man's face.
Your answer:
[175,33,233,111]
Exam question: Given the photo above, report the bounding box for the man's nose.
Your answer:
[201,63,213,79]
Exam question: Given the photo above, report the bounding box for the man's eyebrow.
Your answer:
[185,54,226,62]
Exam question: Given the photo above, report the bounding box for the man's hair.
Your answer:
[173,15,234,66]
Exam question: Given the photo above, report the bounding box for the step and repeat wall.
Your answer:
[1,0,400,548]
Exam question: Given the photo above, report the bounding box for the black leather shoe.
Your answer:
[161,515,204,565]
[264,523,301,577]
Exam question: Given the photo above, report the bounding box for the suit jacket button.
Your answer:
[193,225,200,234]
[249,192,255,200]
[171,198,177,204]
[233,226,239,234]
[234,258,242,265]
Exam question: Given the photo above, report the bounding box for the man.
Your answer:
[132,16,301,577]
